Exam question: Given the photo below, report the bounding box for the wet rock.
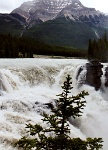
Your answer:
[104,67,108,87]
[44,103,54,110]
[76,59,103,90]
[85,60,103,90]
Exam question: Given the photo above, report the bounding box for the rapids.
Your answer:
[0,58,108,150]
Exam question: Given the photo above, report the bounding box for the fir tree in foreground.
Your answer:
[16,75,103,150]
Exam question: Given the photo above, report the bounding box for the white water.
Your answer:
[0,58,108,150]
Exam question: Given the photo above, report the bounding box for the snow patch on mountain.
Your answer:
[11,0,108,27]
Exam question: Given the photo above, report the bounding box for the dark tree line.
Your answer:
[88,32,108,62]
[0,34,33,58]
[0,34,87,58]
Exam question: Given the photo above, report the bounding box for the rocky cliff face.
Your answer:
[76,60,108,91]
[11,0,74,22]
[76,60,103,90]
[85,60,103,90]
[11,0,108,28]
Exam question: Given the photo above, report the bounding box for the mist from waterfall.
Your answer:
[0,58,108,150]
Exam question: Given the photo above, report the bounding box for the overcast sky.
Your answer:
[0,0,108,14]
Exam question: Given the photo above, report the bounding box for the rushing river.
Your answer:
[0,58,108,150]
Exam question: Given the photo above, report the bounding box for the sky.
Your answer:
[0,0,108,14]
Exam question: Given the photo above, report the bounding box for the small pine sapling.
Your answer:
[16,75,103,150]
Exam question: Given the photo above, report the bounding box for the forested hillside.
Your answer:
[0,34,87,58]
[88,32,108,62]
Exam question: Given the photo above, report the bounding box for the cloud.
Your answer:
[0,0,108,14]
[80,0,95,8]
[81,0,108,13]
[94,0,108,13]
[0,0,30,13]
[0,0,15,13]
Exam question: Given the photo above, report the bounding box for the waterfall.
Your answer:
[0,58,108,150]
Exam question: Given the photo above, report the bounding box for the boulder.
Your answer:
[104,67,108,87]
[86,60,103,90]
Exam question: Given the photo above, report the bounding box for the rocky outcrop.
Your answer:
[104,67,108,87]
[77,60,103,90]
[85,60,103,90]
[11,0,108,28]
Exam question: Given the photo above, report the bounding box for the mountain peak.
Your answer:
[11,0,84,21]
[11,0,108,28]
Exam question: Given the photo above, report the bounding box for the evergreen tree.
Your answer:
[88,39,92,59]
[0,34,87,58]
[88,31,108,62]
[103,30,107,46]
[16,75,103,150]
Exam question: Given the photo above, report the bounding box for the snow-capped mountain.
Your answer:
[12,0,74,22]
[0,0,108,49]
[11,0,108,28]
